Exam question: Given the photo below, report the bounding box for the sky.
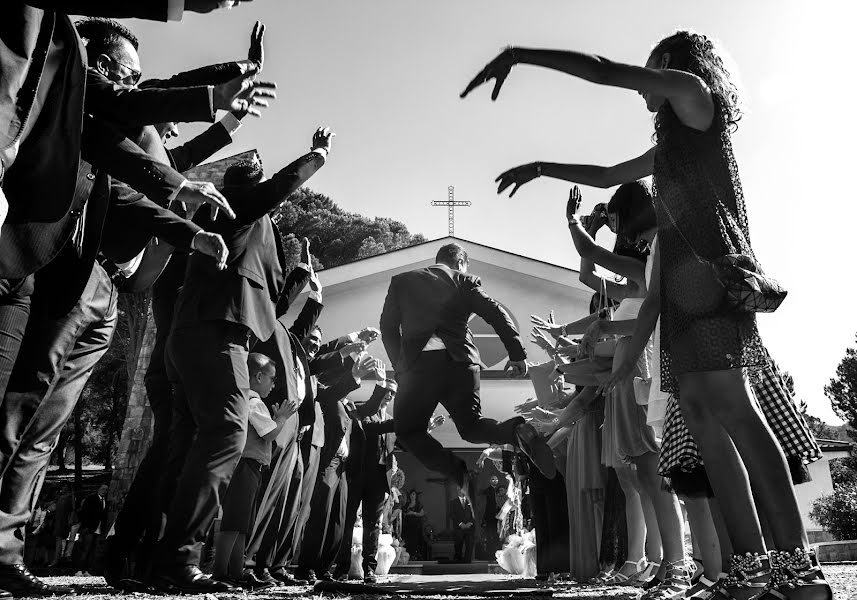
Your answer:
[122,0,857,423]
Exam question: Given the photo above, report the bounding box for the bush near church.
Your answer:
[811,483,857,541]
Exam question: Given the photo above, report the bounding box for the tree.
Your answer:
[811,483,857,540]
[798,400,841,441]
[825,335,857,442]
[271,187,427,270]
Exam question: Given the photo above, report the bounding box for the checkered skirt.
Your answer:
[658,358,822,478]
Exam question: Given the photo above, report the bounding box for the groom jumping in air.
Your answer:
[380,242,556,495]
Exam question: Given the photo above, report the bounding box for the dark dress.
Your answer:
[652,102,767,395]
[402,501,426,559]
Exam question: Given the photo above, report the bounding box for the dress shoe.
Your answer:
[363,570,378,584]
[0,564,74,597]
[293,568,316,583]
[332,569,349,582]
[0,589,9,599]
[515,422,557,479]
[154,565,239,594]
[316,570,334,582]
[238,570,273,591]
[269,568,302,586]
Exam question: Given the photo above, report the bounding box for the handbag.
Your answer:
[659,199,787,313]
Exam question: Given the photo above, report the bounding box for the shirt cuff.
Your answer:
[309,290,322,303]
[167,178,188,202]
[378,379,396,390]
[311,148,328,160]
[219,112,242,136]
[167,0,184,21]
[346,332,358,343]
[296,262,310,271]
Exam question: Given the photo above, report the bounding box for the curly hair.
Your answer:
[75,18,139,63]
[650,30,742,135]
[223,158,265,188]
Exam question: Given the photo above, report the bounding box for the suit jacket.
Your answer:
[1,2,173,225]
[315,372,361,469]
[171,151,325,342]
[348,386,396,489]
[380,264,526,374]
[78,493,107,532]
[449,496,476,531]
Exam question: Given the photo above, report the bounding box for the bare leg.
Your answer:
[614,464,647,575]
[679,369,806,552]
[639,487,663,566]
[634,452,684,579]
[683,495,721,579]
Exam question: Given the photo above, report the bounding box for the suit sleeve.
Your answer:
[315,334,354,357]
[380,276,403,372]
[110,182,201,251]
[168,123,233,173]
[276,264,311,318]
[22,1,170,20]
[314,375,361,412]
[141,62,246,88]
[81,116,185,204]
[86,69,215,126]
[463,277,526,362]
[289,297,322,341]
[226,151,325,229]
[353,384,387,419]
[363,418,395,436]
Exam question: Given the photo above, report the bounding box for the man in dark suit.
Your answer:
[293,353,383,584]
[333,380,398,583]
[156,130,333,593]
[380,242,556,495]
[480,474,502,556]
[449,486,476,563]
[74,484,108,576]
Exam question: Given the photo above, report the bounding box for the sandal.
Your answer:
[708,552,771,600]
[763,548,832,600]
[588,569,614,585]
[606,558,648,585]
[632,561,661,588]
[687,574,725,599]
[641,559,692,600]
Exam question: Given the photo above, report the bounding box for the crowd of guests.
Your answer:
[457,27,831,600]
[0,3,833,600]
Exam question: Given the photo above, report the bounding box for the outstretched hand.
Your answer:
[505,359,528,379]
[311,127,336,154]
[495,163,540,198]
[248,21,265,70]
[598,359,635,396]
[461,48,517,100]
[177,181,236,221]
[192,231,229,270]
[213,68,277,117]
[531,314,562,338]
[567,186,582,221]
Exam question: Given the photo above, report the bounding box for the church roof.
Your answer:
[318,235,590,293]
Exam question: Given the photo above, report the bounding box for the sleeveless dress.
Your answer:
[652,103,822,493]
[652,103,766,393]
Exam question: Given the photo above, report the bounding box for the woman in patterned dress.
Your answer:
[462,30,830,600]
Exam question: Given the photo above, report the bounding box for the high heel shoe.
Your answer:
[606,557,648,586]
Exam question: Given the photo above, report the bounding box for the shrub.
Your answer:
[810,482,857,540]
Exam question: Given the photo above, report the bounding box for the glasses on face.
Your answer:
[260,371,277,384]
[103,55,142,86]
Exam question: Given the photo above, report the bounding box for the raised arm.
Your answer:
[462,46,713,129]
[600,243,661,394]
[494,148,655,198]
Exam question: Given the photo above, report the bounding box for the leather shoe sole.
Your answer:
[516,423,557,479]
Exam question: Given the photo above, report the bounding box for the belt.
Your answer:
[96,255,127,286]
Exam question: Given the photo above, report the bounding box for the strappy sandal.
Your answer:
[640,559,692,600]
[690,557,705,585]
[632,561,661,588]
[708,552,771,600]
[606,558,648,585]
[687,574,725,599]
[588,569,614,585]
[763,548,832,600]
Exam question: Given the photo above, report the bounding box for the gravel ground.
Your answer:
[23,568,857,600]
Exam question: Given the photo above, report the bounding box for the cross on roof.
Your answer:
[431,186,471,236]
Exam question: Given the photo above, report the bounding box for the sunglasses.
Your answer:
[104,55,142,86]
